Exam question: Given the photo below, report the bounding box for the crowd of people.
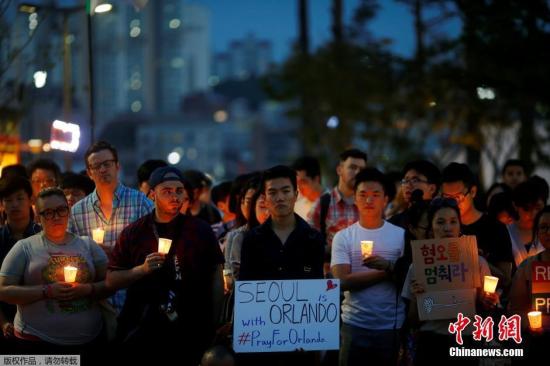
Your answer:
[0,140,548,366]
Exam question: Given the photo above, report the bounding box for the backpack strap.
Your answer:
[319,192,331,242]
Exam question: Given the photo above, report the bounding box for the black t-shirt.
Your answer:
[462,214,514,264]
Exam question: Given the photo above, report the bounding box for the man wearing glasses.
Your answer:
[441,162,513,289]
[69,140,153,312]
[388,160,441,228]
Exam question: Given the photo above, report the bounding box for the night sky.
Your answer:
[190,0,422,61]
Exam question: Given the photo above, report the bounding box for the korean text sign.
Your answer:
[233,279,340,353]
[411,236,480,320]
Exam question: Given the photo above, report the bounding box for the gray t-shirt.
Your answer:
[0,232,108,345]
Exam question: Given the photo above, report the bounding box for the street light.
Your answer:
[19,1,112,148]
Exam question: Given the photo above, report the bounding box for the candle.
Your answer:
[360,240,374,258]
[64,266,78,283]
[158,238,172,254]
[483,275,499,294]
[92,228,105,244]
[528,311,542,330]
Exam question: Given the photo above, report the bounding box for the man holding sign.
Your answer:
[106,166,224,366]
[239,165,325,365]
[331,168,406,366]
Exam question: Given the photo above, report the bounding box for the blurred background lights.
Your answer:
[167,151,181,165]
[477,87,496,100]
[33,71,47,88]
[213,110,228,123]
[327,116,339,129]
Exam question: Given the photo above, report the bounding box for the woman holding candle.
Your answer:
[508,205,550,361]
[401,197,499,364]
[0,188,109,358]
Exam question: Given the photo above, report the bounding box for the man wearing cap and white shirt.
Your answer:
[106,166,224,366]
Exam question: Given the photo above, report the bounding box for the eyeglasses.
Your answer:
[89,159,116,171]
[442,188,471,203]
[538,225,550,234]
[39,205,70,220]
[89,159,116,172]
[401,177,429,186]
[430,197,459,208]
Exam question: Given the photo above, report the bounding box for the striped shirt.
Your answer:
[69,183,153,249]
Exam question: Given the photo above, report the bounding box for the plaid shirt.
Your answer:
[69,183,153,313]
[69,183,153,248]
[308,187,359,248]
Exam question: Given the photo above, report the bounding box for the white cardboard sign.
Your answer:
[233,279,340,353]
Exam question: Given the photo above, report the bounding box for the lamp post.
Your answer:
[19,1,112,149]
[87,1,112,144]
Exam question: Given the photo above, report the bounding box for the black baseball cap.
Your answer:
[148,166,186,190]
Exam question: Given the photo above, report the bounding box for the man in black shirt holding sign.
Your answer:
[239,165,324,366]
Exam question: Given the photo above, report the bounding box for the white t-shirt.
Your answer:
[331,221,406,330]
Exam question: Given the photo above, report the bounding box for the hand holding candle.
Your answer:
[64,266,78,283]
[92,228,105,244]
[158,238,172,254]
[360,241,374,259]
[483,275,499,294]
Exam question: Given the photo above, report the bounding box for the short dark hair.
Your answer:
[85,140,118,167]
[260,165,297,193]
[442,162,477,189]
[502,159,528,176]
[137,159,168,185]
[27,158,61,182]
[0,175,33,200]
[182,170,209,191]
[339,148,367,163]
[488,191,518,221]
[60,172,95,195]
[354,167,391,195]
[211,181,233,204]
[403,160,441,187]
[36,187,68,210]
[292,156,321,179]
[1,164,28,179]
[512,179,547,209]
